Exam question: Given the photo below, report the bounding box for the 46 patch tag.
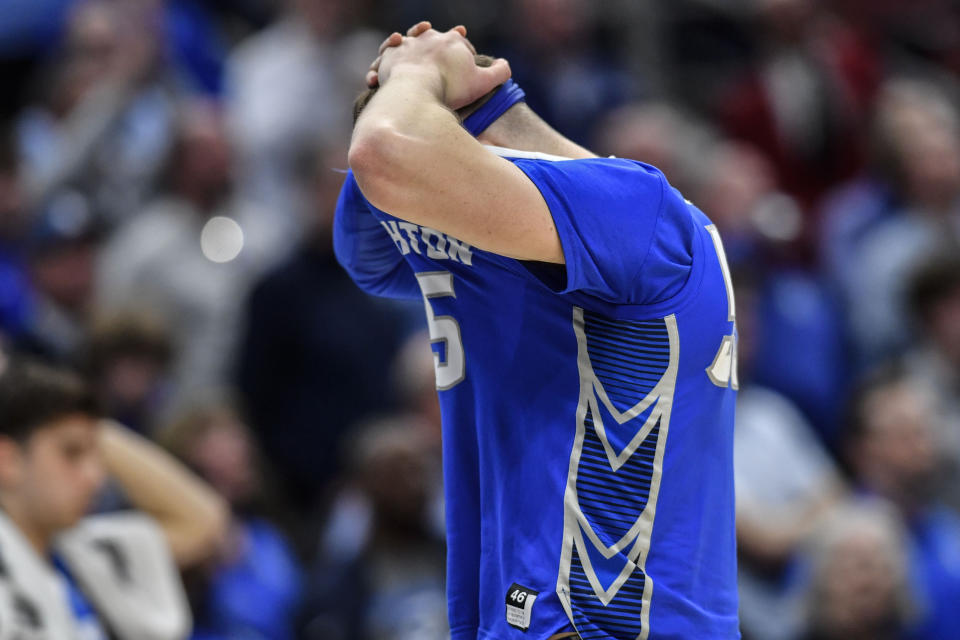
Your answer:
[505,582,539,631]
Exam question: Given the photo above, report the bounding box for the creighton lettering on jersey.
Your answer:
[380,220,475,265]
[334,146,740,640]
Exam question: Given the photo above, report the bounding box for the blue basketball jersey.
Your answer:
[334,146,740,640]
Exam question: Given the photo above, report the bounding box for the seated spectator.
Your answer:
[225,0,382,222]
[593,103,805,262]
[693,140,805,262]
[158,398,303,640]
[322,331,446,562]
[830,0,960,76]
[79,309,174,434]
[817,78,917,305]
[836,78,960,368]
[742,267,849,443]
[845,367,960,639]
[0,358,227,638]
[300,418,447,640]
[0,127,31,344]
[16,0,176,226]
[591,102,714,197]
[97,99,276,398]
[499,0,638,144]
[16,190,100,363]
[799,500,916,640]
[235,145,412,511]
[904,253,960,481]
[734,266,847,640]
[717,0,878,213]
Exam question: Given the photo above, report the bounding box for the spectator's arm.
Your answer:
[25,80,137,207]
[24,28,159,208]
[98,420,229,569]
[736,480,846,566]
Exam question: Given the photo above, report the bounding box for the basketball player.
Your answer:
[335,23,740,640]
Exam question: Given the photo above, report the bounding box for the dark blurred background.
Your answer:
[1,0,960,638]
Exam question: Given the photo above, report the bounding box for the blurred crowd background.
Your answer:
[1,0,960,638]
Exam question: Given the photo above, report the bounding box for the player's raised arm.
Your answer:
[348,28,566,264]
[365,23,595,162]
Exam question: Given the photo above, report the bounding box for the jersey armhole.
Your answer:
[509,159,584,295]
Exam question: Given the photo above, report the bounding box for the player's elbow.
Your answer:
[347,127,383,179]
[349,125,412,212]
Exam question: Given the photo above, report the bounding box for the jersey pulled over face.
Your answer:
[335,146,740,640]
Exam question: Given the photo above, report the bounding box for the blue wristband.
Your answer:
[463,79,526,136]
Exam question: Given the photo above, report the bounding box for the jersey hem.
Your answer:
[451,626,479,640]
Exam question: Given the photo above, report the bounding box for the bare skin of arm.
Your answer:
[371,22,596,162]
[349,28,569,264]
[99,420,229,569]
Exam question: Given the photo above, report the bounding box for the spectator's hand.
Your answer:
[376,26,509,111]
[109,7,160,85]
[112,32,157,85]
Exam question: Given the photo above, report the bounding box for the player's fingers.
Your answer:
[378,32,403,55]
[376,32,397,55]
[448,27,477,55]
[365,53,384,86]
[407,21,432,37]
[481,58,512,87]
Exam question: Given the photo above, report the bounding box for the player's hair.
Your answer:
[0,359,100,442]
[353,54,498,125]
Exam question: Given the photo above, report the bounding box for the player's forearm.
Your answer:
[349,69,527,248]
[350,55,563,263]
[99,420,229,568]
[349,65,466,214]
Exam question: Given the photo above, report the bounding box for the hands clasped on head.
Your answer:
[365,21,511,111]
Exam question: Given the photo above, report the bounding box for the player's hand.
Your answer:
[366,21,473,88]
[366,30,404,87]
[377,27,510,111]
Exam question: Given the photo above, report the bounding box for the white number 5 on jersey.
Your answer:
[416,271,466,390]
